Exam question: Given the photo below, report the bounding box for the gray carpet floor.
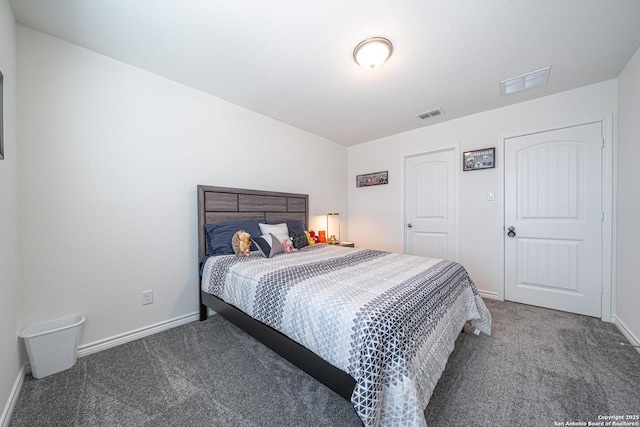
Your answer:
[9,299,640,426]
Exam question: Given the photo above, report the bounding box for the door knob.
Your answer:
[407,223,413,228]
[507,226,516,238]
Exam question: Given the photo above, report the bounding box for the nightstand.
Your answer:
[328,241,355,248]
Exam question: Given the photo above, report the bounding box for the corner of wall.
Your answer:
[0,365,27,427]
[0,1,25,424]
[615,45,640,346]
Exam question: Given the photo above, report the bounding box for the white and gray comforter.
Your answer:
[201,244,492,427]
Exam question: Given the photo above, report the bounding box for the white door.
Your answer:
[504,122,603,317]
[405,148,458,261]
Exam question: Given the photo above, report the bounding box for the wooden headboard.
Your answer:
[197,185,309,262]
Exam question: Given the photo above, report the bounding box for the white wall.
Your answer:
[17,26,348,348]
[348,80,617,297]
[616,46,640,344]
[0,0,21,422]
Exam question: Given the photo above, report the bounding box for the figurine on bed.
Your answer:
[305,231,315,245]
[307,230,320,244]
[282,238,296,253]
[232,230,252,257]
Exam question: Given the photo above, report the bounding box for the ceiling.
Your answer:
[9,0,640,146]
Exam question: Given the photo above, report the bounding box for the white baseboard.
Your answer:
[479,290,500,300]
[78,311,202,357]
[0,365,27,427]
[611,315,640,355]
[4,311,213,425]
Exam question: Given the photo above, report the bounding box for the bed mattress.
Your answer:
[201,244,491,427]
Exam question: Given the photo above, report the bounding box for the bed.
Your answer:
[197,185,491,427]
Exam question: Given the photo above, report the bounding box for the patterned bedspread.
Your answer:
[201,244,491,427]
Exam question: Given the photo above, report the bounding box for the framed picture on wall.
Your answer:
[463,147,495,171]
[356,171,388,187]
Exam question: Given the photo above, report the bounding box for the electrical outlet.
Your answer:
[142,290,153,305]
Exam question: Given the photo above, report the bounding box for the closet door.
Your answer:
[504,122,603,317]
[405,148,459,261]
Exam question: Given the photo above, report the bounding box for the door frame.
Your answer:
[401,143,461,262]
[499,115,614,321]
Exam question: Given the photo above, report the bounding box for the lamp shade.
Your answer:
[327,213,340,243]
[353,37,393,70]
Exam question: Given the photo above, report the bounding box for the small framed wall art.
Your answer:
[356,171,388,187]
[463,147,495,171]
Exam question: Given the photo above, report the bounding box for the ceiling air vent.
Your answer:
[500,66,551,96]
[417,108,444,120]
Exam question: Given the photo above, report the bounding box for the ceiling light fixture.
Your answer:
[353,37,393,70]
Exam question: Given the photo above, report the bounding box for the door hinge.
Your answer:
[601,211,605,222]
[601,138,604,148]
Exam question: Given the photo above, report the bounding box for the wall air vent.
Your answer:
[417,108,444,120]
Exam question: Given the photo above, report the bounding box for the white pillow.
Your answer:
[259,223,289,243]
[252,233,285,258]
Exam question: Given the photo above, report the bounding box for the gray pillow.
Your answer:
[252,233,285,258]
[289,229,308,249]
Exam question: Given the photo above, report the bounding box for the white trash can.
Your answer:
[19,315,86,379]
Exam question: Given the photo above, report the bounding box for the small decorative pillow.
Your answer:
[259,223,290,243]
[289,229,308,249]
[252,233,285,258]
